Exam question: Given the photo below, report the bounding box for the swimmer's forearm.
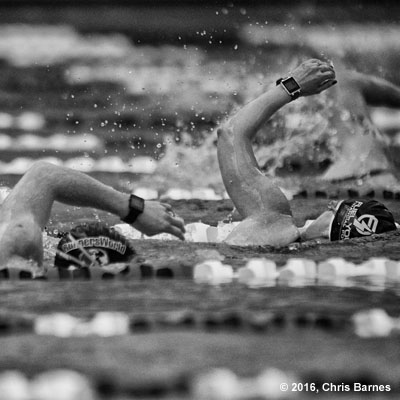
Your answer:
[51,168,130,219]
[227,85,291,141]
[12,161,130,226]
[217,85,292,217]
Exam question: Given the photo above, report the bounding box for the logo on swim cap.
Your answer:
[54,222,136,273]
[353,214,379,235]
[329,199,396,241]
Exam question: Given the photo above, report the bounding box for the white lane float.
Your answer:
[185,222,210,242]
[317,257,355,284]
[0,158,35,175]
[0,133,13,148]
[191,367,298,400]
[15,134,44,149]
[34,312,130,338]
[161,188,193,200]
[1,133,102,152]
[47,133,102,152]
[34,313,84,338]
[354,257,400,281]
[352,308,396,338]
[15,112,46,131]
[0,112,14,129]
[191,368,241,400]
[0,370,30,400]
[88,312,130,337]
[132,187,158,200]
[113,223,143,240]
[256,368,298,399]
[278,258,317,286]
[30,369,95,400]
[64,157,96,172]
[127,156,157,174]
[93,156,129,173]
[193,260,234,285]
[238,258,277,286]
[191,187,224,200]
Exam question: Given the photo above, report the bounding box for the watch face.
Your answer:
[283,77,300,92]
[129,194,145,212]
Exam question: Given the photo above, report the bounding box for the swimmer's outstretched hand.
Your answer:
[291,58,337,97]
[132,201,186,240]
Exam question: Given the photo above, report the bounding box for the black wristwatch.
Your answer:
[122,194,145,224]
[276,76,301,100]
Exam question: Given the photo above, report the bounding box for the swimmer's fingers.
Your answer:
[318,67,336,80]
[168,214,185,230]
[166,215,186,240]
[318,78,338,92]
[318,64,335,73]
[132,200,184,238]
[291,59,336,97]
[309,59,335,72]
[161,203,173,212]
[161,203,181,219]
[165,221,186,241]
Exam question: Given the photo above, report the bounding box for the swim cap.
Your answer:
[329,199,396,241]
[54,222,136,279]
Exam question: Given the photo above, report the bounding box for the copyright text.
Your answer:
[279,382,391,394]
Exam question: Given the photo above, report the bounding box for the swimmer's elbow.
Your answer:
[217,125,237,150]
[217,125,233,139]
[25,160,56,177]
[28,160,53,172]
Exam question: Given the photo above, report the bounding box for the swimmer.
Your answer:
[0,161,185,267]
[217,59,398,246]
[321,59,400,182]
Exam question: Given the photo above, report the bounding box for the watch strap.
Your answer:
[122,194,145,224]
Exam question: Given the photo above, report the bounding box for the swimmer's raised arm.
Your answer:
[3,161,185,240]
[217,59,336,220]
[349,71,400,107]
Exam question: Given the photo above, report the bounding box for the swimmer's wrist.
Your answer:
[122,194,145,224]
[276,76,301,101]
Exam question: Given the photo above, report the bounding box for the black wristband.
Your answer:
[122,194,145,224]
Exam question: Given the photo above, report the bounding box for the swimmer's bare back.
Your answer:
[217,59,337,247]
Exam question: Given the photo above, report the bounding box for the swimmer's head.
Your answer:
[328,199,396,241]
[300,199,397,242]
